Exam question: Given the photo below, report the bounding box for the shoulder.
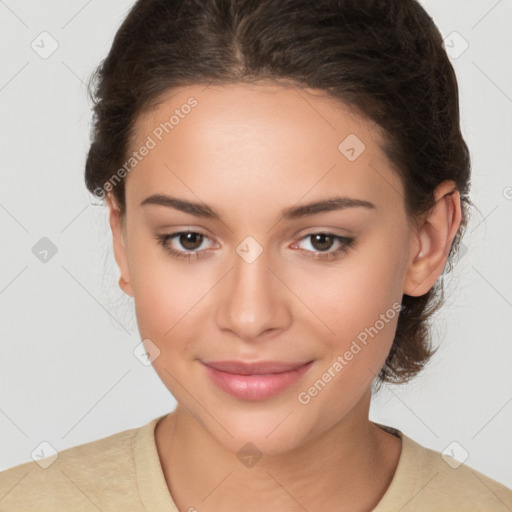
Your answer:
[413,439,511,510]
[0,420,149,512]
[374,424,512,512]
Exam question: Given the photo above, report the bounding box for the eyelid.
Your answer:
[293,225,356,238]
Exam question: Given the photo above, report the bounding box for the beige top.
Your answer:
[0,414,510,511]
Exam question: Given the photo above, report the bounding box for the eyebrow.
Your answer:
[139,194,376,220]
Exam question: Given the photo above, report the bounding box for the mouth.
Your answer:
[201,359,314,400]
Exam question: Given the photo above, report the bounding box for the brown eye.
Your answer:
[293,232,355,262]
[309,233,335,251]
[179,232,204,250]
[156,231,216,261]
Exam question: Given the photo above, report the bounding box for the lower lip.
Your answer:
[202,361,314,401]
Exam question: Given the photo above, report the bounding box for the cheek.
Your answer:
[129,262,209,388]
[294,236,405,338]
[126,230,211,342]
[131,270,213,345]
[294,250,404,427]
[291,230,406,393]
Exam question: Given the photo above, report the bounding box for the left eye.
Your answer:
[293,233,355,259]
[299,233,340,251]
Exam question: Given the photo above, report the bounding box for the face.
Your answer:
[109,81,419,455]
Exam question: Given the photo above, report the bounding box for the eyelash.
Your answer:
[155,231,355,262]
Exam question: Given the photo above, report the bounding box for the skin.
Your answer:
[106,81,461,511]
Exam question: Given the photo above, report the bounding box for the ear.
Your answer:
[106,193,134,297]
[404,180,462,297]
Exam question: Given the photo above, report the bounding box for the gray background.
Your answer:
[1,0,511,488]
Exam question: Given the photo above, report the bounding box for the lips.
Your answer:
[201,359,314,400]
[202,360,310,375]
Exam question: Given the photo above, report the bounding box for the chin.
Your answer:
[198,406,319,458]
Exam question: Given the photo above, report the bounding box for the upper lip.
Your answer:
[201,360,312,375]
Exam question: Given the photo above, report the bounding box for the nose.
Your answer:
[214,243,292,342]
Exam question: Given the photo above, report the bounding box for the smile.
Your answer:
[201,360,314,400]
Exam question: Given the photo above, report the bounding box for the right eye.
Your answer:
[155,231,216,261]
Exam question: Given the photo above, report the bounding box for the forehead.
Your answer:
[125,82,402,216]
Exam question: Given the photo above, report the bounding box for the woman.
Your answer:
[1,0,510,510]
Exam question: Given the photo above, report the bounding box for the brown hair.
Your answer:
[84,0,472,385]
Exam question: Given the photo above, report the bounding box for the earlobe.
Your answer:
[106,194,134,298]
[404,181,462,297]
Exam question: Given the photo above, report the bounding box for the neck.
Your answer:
[155,391,401,512]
